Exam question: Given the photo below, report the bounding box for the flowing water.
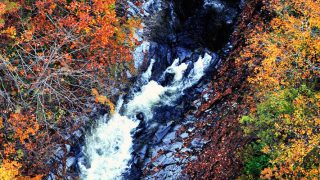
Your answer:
[79,53,214,180]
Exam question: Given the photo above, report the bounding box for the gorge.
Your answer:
[78,0,241,179]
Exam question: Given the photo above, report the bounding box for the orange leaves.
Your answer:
[239,0,320,97]
[92,89,115,114]
[0,1,19,29]
[7,113,39,147]
[0,159,22,180]
[238,0,320,179]
[0,117,3,128]
[0,159,44,179]
[0,112,45,178]
[2,26,16,39]
[0,0,139,177]
[0,3,6,28]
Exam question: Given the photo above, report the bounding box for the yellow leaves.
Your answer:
[7,113,39,148]
[0,1,19,29]
[309,17,320,28]
[0,160,21,180]
[239,0,320,178]
[0,3,5,28]
[0,116,3,128]
[261,146,271,154]
[0,159,43,180]
[260,167,273,180]
[4,26,16,38]
[91,89,115,114]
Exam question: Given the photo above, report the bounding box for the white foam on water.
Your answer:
[79,114,139,180]
[125,80,166,120]
[80,53,213,180]
[141,58,155,84]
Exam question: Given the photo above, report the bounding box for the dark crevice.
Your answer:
[145,0,240,51]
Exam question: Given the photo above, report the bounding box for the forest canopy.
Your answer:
[0,0,138,178]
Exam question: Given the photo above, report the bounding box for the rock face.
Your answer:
[125,0,241,179]
[145,0,239,50]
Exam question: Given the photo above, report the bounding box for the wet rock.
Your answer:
[126,70,132,78]
[175,47,192,62]
[138,145,148,159]
[54,147,64,160]
[153,124,172,144]
[66,157,76,168]
[136,112,145,121]
[180,132,189,139]
[162,72,175,86]
[152,154,166,166]
[97,0,242,179]
[96,148,103,156]
[47,173,56,180]
[181,148,192,153]
[72,130,82,138]
[204,0,225,12]
[164,165,182,177]
[162,156,176,166]
[169,142,183,152]
[65,144,71,153]
[133,41,150,69]
[142,0,164,16]
[162,131,176,144]
[188,127,196,132]
[190,138,209,149]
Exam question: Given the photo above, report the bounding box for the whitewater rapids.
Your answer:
[79,53,213,180]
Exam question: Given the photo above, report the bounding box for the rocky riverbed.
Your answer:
[125,0,241,179]
[46,0,244,179]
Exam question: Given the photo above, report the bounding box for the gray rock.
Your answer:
[152,154,166,166]
[47,173,56,180]
[66,157,75,168]
[65,144,71,153]
[203,93,210,101]
[194,100,201,109]
[162,131,176,144]
[61,133,71,140]
[179,132,189,139]
[72,130,82,138]
[151,145,163,157]
[162,156,176,166]
[164,164,182,176]
[188,127,195,132]
[173,125,182,131]
[54,147,64,160]
[165,152,174,158]
[138,145,148,159]
[181,148,192,153]
[154,125,172,143]
[169,142,183,152]
[126,70,132,78]
[190,138,208,149]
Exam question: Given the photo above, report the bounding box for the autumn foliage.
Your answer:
[183,0,319,179]
[238,0,320,179]
[0,0,138,178]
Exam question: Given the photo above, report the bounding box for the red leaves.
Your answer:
[183,1,262,179]
[0,0,139,178]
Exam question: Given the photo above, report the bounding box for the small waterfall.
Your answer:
[79,53,214,180]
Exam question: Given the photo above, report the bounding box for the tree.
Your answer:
[0,0,139,177]
[238,0,320,179]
